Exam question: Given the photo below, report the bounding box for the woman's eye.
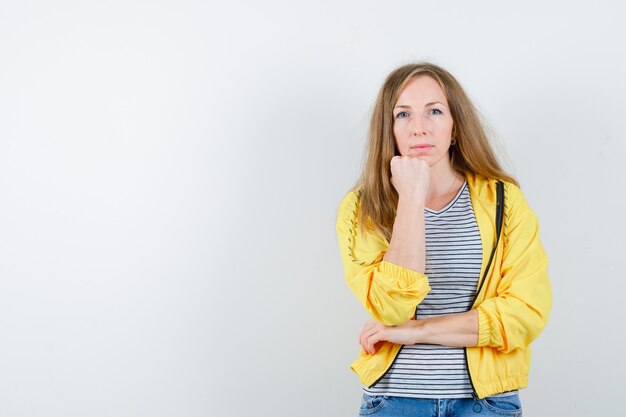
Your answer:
[395,111,409,119]
[429,108,443,115]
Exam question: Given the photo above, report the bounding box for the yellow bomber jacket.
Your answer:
[335,172,552,399]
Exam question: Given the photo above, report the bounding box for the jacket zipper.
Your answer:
[464,258,491,399]
[465,181,505,399]
[368,346,403,388]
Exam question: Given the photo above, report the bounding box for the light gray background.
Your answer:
[0,1,624,416]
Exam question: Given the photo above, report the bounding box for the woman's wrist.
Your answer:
[397,194,426,209]
[410,319,428,344]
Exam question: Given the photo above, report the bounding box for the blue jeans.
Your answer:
[358,393,522,416]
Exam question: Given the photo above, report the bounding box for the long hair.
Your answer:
[354,62,517,241]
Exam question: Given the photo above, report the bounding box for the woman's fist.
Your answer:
[389,156,430,202]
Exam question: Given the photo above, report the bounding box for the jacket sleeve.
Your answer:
[475,183,552,353]
[336,190,431,326]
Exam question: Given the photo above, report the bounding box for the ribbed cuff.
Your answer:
[476,306,492,347]
[379,260,425,287]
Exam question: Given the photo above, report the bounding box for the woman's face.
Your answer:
[392,76,454,167]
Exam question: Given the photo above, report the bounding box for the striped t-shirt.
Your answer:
[364,181,487,399]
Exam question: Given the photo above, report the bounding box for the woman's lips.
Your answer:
[410,144,433,152]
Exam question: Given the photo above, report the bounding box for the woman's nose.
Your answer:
[411,115,427,135]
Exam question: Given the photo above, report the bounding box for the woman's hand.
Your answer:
[390,156,430,202]
[359,318,420,355]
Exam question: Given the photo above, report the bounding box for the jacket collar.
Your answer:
[464,171,500,204]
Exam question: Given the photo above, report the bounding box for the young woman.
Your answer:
[336,62,551,416]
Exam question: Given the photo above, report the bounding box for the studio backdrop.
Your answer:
[0,1,624,416]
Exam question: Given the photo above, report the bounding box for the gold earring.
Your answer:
[451,137,457,145]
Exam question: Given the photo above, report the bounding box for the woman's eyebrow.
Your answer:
[394,101,445,109]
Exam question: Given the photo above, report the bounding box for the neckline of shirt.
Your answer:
[424,180,468,215]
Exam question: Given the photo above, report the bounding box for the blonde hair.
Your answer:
[354,62,517,241]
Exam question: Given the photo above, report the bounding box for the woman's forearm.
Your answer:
[383,197,426,273]
[359,309,480,354]
[413,309,479,347]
